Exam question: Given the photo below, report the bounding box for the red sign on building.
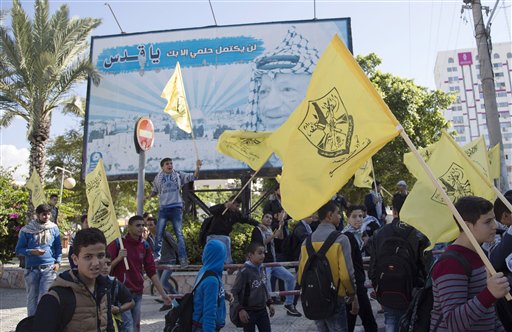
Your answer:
[458,52,473,66]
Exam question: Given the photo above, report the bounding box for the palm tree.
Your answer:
[0,0,100,181]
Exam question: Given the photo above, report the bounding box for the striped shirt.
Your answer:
[430,245,504,331]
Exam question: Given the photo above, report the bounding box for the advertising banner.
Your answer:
[84,18,352,179]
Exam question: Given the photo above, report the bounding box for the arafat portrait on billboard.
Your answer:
[84,18,352,179]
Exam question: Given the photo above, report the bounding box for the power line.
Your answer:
[208,0,218,26]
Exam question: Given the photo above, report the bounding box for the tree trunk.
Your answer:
[27,120,51,220]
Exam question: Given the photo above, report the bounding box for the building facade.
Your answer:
[434,42,512,187]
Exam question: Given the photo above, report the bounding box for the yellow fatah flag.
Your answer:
[85,159,121,244]
[353,158,374,188]
[216,130,273,171]
[26,169,46,208]
[267,35,400,220]
[403,142,438,177]
[161,62,192,133]
[463,136,490,180]
[488,144,500,180]
[400,131,495,247]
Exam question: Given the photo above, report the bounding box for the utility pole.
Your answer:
[464,0,509,190]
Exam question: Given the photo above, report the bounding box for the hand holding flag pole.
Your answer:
[399,125,511,301]
[221,169,262,215]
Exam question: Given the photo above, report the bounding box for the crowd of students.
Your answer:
[13,157,512,332]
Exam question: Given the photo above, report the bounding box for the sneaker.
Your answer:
[154,299,164,304]
[284,304,302,317]
[159,304,172,312]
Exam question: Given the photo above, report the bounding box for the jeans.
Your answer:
[265,266,294,305]
[207,235,232,264]
[155,207,187,262]
[158,259,176,294]
[243,308,271,332]
[383,306,405,332]
[121,293,142,332]
[24,265,57,316]
[314,297,348,332]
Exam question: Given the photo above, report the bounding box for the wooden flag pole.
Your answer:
[398,125,511,301]
[222,169,261,215]
[117,236,130,270]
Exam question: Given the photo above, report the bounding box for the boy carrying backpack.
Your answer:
[368,194,431,332]
[297,201,358,330]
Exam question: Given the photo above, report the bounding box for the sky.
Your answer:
[1,0,511,182]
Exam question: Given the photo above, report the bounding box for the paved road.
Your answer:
[0,286,385,332]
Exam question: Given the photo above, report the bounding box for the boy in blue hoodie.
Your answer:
[232,242,275,332]
[192,240,227,331]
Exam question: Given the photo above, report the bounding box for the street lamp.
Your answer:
[55,166,75,205]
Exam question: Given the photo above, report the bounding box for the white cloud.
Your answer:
[0,145,30,184]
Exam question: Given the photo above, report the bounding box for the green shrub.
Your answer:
[0,168,29,263]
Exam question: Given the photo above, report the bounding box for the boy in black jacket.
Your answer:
[232,242,275,332]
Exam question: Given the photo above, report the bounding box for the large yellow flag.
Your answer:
[85,159,121,244]
[403,142,438,177]
[488,144,500,180]
[400,131,495,247]
[463,136,490,180]
[353,158,374,188]
[216,130,273,171]
[267,35,400,220]
[26,169,46,208]
[161,62,192,133]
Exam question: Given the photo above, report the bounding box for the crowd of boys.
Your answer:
[15,157,512,332]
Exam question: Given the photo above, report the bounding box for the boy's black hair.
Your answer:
[50,193,58,199]
[246,241,265,255]
[160,157,172,168]
[227,195,242,204]
[454,196,494,230]
[371,180,381,188]
[494,194,512,222]
[392,193,407,215]
[128,215,144,225]
[346,205,365,217]
[105,251,112,260]
[35,204,51,214]
[318,200,338,220]
[73,228,107,256]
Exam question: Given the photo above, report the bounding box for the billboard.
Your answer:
[84,18,352,180]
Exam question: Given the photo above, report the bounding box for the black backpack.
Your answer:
[300,231,341,320]
[199,216,214,247]
[16,286,76,332]
[164,270,217,332]
[398,250,472,332]
[373,227,417,310]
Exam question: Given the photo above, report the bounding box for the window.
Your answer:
[494,63,503,68]
[455,136,466,143]
[507,52,512,59]
[452,66,458,72]
[455,127,465,134]
[495,72,504,78]
[496,82,506,89]
[481,104,486,109]
[494,53,500,59]
[498,102,509,108]
[448,57,454,63]
[452,115,464,124]
[449,86,460,92]
[476,64,481,70]
[477,74,481,79]
[497,92,507,97]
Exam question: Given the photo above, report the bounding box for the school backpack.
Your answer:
[300,231,341,320]
[280,231,296,261]
[372,227,417,310]
[15,286,76,332]
[164,270,217,332]
[199,216,214,247]
[398,250,472,332]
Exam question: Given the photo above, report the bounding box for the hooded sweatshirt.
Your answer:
[33,270,109,332]
[192,240,226,331]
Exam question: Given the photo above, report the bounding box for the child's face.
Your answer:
[248,246,265,265]
[101,258,112,276]
[348,209,364,230]
[72,243,106,281]
[467,210,497,244]
[262,214,273,227]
